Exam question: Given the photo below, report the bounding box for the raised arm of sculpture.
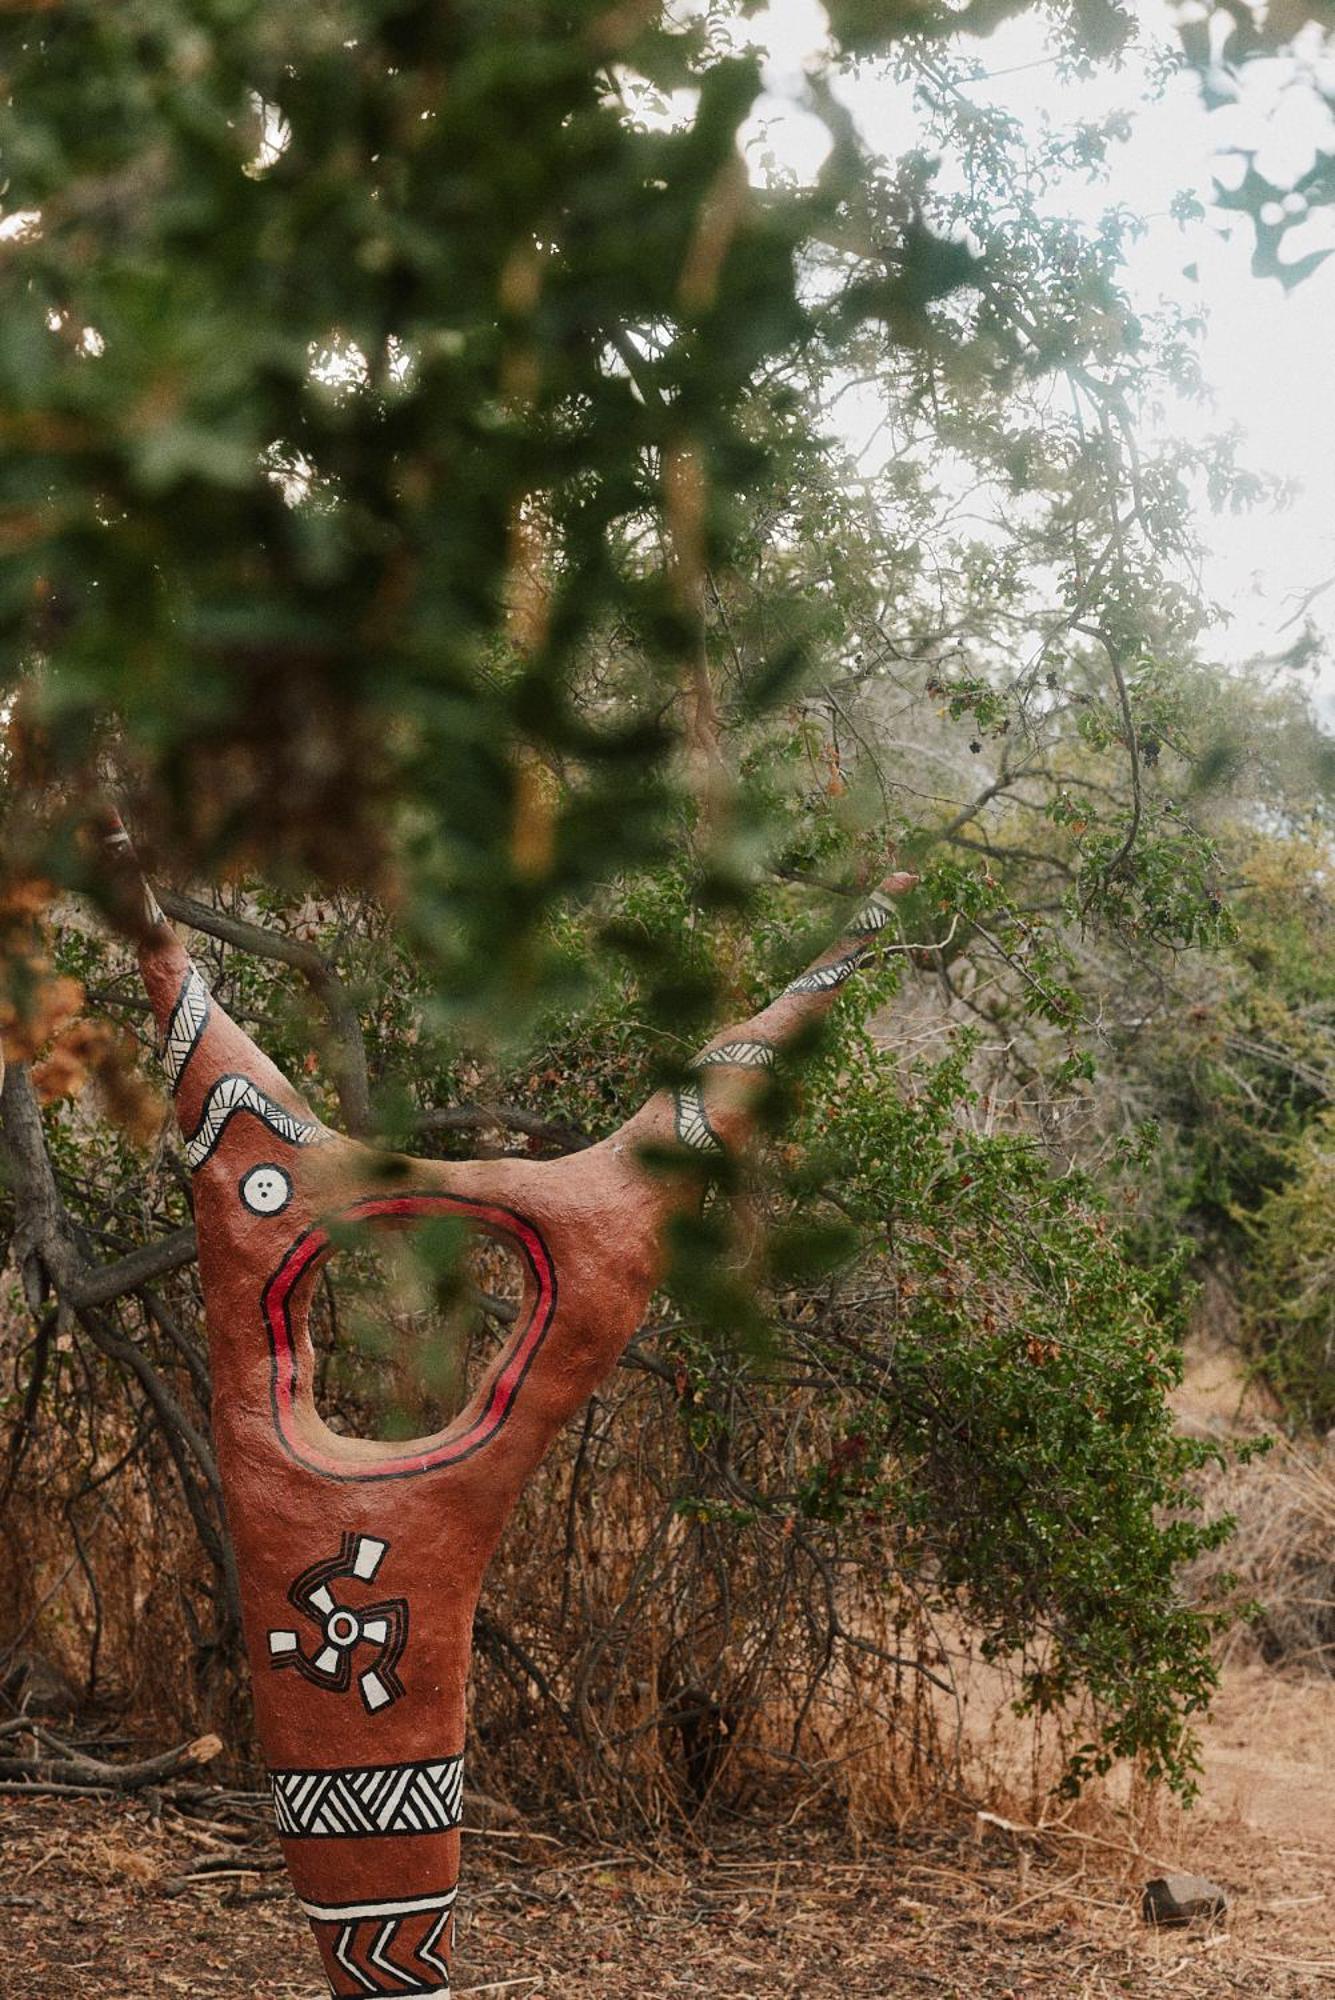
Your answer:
[101,818,913,1998]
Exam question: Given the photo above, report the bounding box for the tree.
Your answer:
[0,0,1322,1896]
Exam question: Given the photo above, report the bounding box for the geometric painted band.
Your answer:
[673,886,900,1142]
[162,963,211,1091]
[301,1886,456,1997]
[271,1752,464,1838]
[783,948,865,995]
[849,888,897,936]
[673,1079,723,1154]
[674,1039,777,1154]
[183,1071,326,1171]
[779,887,898,999]
[158,960,327,1171]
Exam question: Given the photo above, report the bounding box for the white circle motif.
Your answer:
[240,1164,293,1215]
[327,1610,361,1647]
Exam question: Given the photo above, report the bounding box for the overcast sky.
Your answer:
[728,0,1335,705]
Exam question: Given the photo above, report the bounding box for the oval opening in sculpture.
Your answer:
[298,1198,536,1461]
[263,1192,555,1480]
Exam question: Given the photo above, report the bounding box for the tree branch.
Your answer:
[415,1101,592,1153]
[0,1061,238,1626]
[67,1225,198,1308]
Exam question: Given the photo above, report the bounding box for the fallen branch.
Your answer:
[0,1730,222,1793]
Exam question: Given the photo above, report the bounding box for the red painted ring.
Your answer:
[259,1191,558,1481]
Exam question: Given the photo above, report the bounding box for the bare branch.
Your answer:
[67,1225,198,1309]
[415,1101,592,1153]
[0,1061,238,1625]
[0,1731,221,1794]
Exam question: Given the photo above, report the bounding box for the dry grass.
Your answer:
[1182,1433,1335,1677]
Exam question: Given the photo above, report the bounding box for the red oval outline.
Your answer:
[260,1191,557,1481]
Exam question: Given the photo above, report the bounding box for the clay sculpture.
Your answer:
[103,819,913,1997]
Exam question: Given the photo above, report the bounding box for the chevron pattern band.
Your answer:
[674,1037,778,1152]
[271,1753,465,1838]
[692,1039,776,1069]
[673,1079,722,1153]
[783,949,864,996]
[162,964,211,1091]
[184,1072,325,1171]
[302,1886,457,1996]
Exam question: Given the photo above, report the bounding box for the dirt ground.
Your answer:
[6,1339,1331,1999]
[3,1676,1333,2000]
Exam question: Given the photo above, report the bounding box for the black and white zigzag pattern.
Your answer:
[162,964,211,1091]
[272,1753,465,1837]
[184,1073,324,1171]
[692,1040,776,1070]
[301,1886,456,1996]
[783,948,865,996]
[673,1080,722,1153]
[849,889,896,937]
[675,1041,776,1153]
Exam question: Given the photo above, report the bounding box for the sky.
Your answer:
[725,0,1335,702]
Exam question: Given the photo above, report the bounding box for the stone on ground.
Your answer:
[1141,1872,1229,1926]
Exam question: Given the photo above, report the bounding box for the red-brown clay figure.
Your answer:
[102,820,913,1997]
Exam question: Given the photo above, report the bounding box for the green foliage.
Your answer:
[784,1018,1230,1797]
[495,883,1233,1798]
[0,0,998,1018]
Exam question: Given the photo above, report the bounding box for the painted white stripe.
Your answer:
[783,948,864,995]
[349,1766,390,1811]
[375,1765,418,1829]
[367,1918,408,1982]
[300,1889,457,1923]
[183,1072,324,1170]
[693,1039,776,1069]
[287,1773,321,1814]
[333,1921,377,1993]
[162,966,211,1089]
[418,1905,453,1978]
[313,1786,349,1834]
[674,1080,722,1151]
[851,890,895,934]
